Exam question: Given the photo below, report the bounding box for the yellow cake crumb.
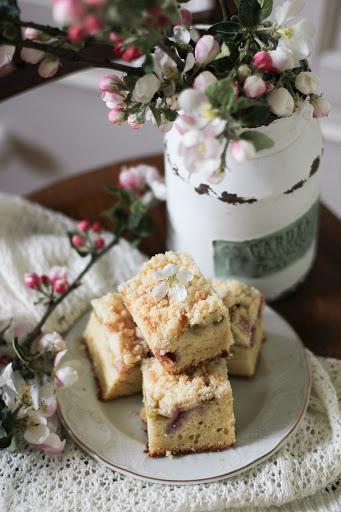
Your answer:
[142,358,230,418]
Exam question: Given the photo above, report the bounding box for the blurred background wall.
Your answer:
[0,0,340,217]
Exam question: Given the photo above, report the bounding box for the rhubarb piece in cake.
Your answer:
[119,252,234,374]
[141,357,235,457]
[212,279,265,378]
[83,292,148,400]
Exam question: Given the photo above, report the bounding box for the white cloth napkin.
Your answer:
[0,192,340,512]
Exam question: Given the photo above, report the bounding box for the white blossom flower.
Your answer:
[151,264,193,302]
[274,0,305,25]
[34,332,65,354]
[38,432,66,454]
[24,411,49,444]
[179,127,225,175]
[154,47,178,79]
[193,71,217,92]
[275,0,315,60]
[54,352,79,388]
[30,380,57,417]
[269,47,297,71]
[0,363,15,390]
[132,74,160,103]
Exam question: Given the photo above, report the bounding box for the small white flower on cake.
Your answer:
[151,264,193,302]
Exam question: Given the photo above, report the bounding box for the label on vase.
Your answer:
[213,202,319,279]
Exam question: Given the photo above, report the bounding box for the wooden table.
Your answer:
[28,154,341,359]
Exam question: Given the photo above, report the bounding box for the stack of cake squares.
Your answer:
[83,251,265,457]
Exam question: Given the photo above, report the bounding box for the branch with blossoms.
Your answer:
[0,0,331,181]
[0,164,165,453]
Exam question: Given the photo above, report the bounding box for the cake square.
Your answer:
[118,251,234,374]
[83,292,147,400]
[212,279,265,378]
[141,357,235,457]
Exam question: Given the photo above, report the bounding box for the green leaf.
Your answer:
[149,105,161,126]
[210,43,239,73]
[208,21,242,43]
[123,75,139,91]
[0,0,20,20]
[214,42,231,60]
[257,0,273,19]
[206,77,234,112]
[238,104,270,126]
[143,53,154,74]
[240,130,274,151]
[238,0,261,27]
[231,97,270,126]
[163,109,177,122]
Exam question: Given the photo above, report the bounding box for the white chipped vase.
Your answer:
[164,109,323,300]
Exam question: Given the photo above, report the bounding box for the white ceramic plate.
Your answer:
[57,306,311,485]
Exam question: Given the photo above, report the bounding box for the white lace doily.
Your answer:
[0,193,340,512]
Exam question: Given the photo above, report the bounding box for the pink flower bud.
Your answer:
[78,219,90,232]
[24,273,41,289]
[53,278,68,294]
[118,168,144,192]
[38,57,60,78]
[127,113,143,129]
[311,97,331,118]
[108,106,125,125]
[121,46,141,62]
[85,15,102,35]
[267,87,294,117]
[20,48,45,64]
[49,267,67,284]
[40,275,50,285]
[24,27,40,41]
[68,25,86,43]
[71,234,86,248]
[243,75,266,98]
[231,139,256,162]
[252,51,274,72]
[195,35,220,65]
[91,222,102,233]
[193,71,217,92]
[99,74,120,93]
[52,0,84,26]
[95,237,105,250]
[102,91,126,109]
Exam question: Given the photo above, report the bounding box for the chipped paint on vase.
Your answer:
[164,111,323,300]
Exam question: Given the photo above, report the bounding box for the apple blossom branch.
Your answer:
[22,234,119,350]
[0,35,144,75]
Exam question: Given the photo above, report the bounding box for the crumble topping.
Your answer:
[212,280,264,347]
[118,252,227,346]
[91,292,147,367]
[142,358,230,418]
